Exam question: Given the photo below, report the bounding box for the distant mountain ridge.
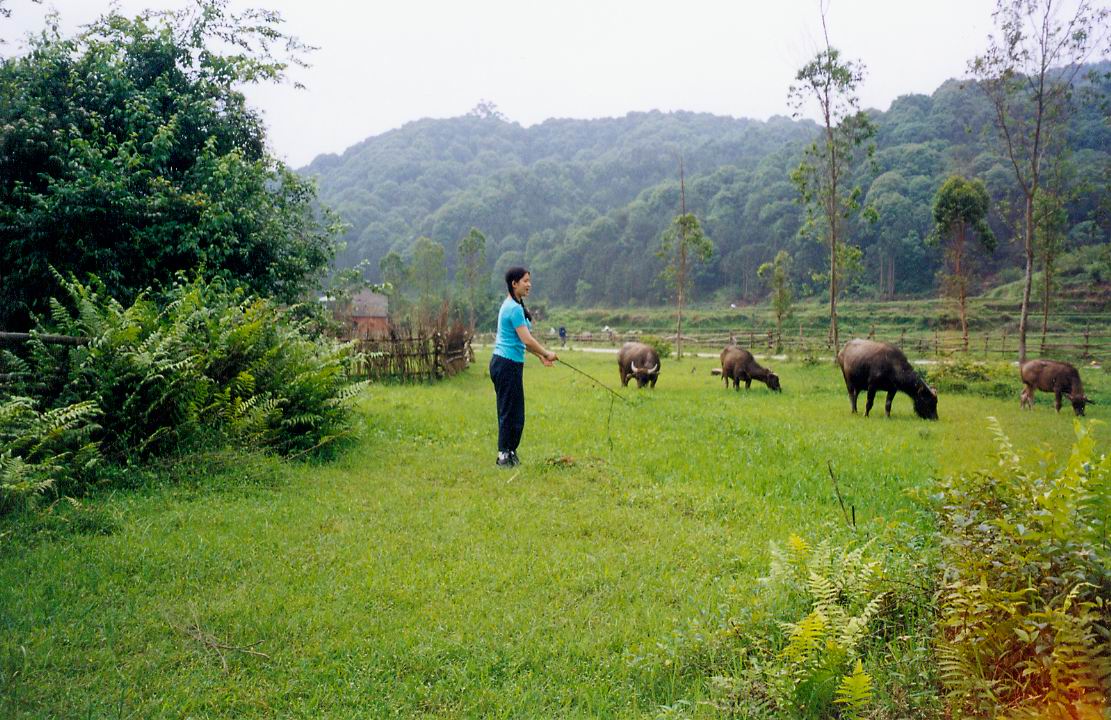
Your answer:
[300,65,1109,306]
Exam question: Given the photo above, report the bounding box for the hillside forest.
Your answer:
[305,64,1110,311]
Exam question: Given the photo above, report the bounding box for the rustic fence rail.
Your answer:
[354,329,473,381]
[487,326,1110,363]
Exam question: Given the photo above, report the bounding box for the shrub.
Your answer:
[4,274,367,469]
[0,396,101,513]
[702,527,940,719]
[639,334,673,359]
[925,358,1016,399]
[934,419,1110,718]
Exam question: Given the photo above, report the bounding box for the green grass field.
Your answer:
[2,349,1107,718]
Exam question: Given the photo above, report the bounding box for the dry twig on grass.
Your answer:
[169,609,270,673]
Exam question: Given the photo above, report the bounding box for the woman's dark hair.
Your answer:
[504,266,532,322]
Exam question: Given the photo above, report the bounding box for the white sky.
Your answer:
[3,0,1009,167]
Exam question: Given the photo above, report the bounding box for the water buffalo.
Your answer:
[837,339,938,419]
[618,342,660,388]
[1019,359,1090,416]
[720,346,781,392]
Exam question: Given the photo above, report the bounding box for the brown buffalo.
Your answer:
[1020,359,1090,416]
[720,346,781,392]
[837,339,938,419]
[618,342,660,388]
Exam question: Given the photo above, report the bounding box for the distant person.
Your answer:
[490,267,558,467]
[558,326,567,348]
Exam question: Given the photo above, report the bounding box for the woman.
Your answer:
[490,267,558,467]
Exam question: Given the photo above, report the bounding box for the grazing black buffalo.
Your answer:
[1020,359,1090,416]
[617,342,660,388]
[837,339,938,419]
[720,346,781,392]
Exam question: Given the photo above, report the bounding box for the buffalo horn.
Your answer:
[630,361,639,373]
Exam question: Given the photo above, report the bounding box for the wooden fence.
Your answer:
[354,327,473,381]
[497,324,1110,363]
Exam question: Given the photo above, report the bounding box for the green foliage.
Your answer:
[758,250,794,352]
[6,274,366,469]
[0,397,101,512]
[0,1,339,330]
[303,62,1108,308]
[787,18,877,348]
[930,176,995,251]
[934,418,1111,718]
[925,359,1016,398]
[456,227,489,328]
[834,659,874,719]
[638,334,672,359]
[700,526,939,719]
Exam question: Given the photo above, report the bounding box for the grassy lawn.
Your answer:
[1,349,1106,718]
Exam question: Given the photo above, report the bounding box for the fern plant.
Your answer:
[934,418,1111,719]
[0,396,101,512]
[754,534,885,716]
[7,273,367,472]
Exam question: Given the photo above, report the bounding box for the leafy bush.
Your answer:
[2,274,367,471]
[934,419,1110,718]
[701,528,940,719]
[925,358,1016,398]
[0,396,101,513]
[639,334,673,359]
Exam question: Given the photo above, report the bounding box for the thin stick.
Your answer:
[827,461,853,528]
[557,358,628,403]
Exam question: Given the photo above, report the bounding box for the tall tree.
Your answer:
[788,3,875,352]
[0,0,336,330]
[757,250,794,354]
[658,159,712,360]
[968,0,1108,362]
[410,237,447,326]
[456,228,488,330]
[1033,188,1068,352]
[930,176,996,351]
[378,250,409,323]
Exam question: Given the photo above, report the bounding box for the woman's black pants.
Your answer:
[489,354,525,452]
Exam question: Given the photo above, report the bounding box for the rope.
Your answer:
[557,358,628,403]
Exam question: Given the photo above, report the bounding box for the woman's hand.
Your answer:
[541,350,558,367]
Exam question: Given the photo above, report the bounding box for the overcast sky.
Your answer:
[3,0,1009,167]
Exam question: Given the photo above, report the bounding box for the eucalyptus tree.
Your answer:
[787,5,875,352]
[658,213,712,360]
[410,237,447,327]
[930,177,996,351]
[757,251,794,353]
[1033,189,1068,351]
[456,228,488,330]
[968,0,1109,362]
[378,251,410,322]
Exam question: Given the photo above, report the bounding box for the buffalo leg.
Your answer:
[885,391,895,417]
[620,371,629,387]
[849,389,859,413]
[650,376,657,389]
[865,389,877,417]
[1054,390,1063,413]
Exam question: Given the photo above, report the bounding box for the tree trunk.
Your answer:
[1018,194,1034,363]
[889,254,895,299]
[878,251,885,300]
[676,243,686,360]
[1040,254,1051,354]
[957,222,968,352]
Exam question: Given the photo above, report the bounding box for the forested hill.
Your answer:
[302,64,1109,306]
